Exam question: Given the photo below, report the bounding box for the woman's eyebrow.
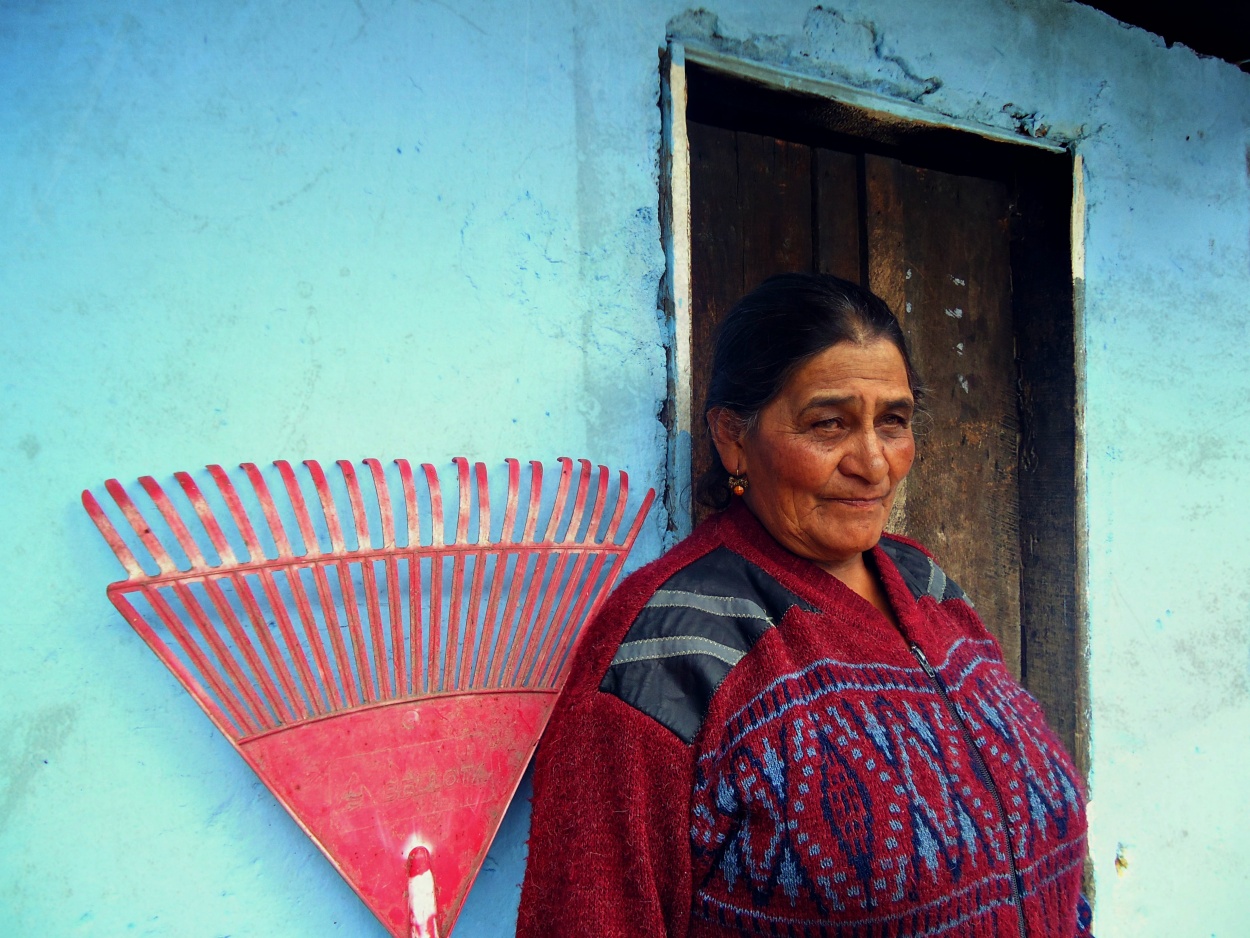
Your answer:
[798,394,856,413]
[799,394,914,414]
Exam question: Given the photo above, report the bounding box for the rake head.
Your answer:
[82,456,654,937]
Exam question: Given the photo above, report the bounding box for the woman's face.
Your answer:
[712,339,916,574]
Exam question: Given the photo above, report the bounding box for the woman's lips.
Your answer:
[827,496,886,508]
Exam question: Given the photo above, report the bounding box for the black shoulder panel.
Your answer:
[877,537,972,607]
[599,547,818,743]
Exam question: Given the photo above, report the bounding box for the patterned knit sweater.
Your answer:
[518,503,1092,937]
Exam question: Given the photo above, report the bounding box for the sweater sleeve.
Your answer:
[517,687,695,938]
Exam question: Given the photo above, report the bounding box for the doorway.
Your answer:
[661,47,1085,768]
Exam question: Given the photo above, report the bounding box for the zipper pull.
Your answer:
[909,643,938,679]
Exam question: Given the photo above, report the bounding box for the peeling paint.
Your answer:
[667,6,941,102]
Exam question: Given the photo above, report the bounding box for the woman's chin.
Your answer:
[796,523,889,569]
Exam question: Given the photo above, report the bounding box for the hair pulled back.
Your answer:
[696,273,923,511]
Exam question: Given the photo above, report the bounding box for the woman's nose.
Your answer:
[840,429,889,482]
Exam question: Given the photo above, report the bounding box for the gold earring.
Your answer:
[727,473,748,497]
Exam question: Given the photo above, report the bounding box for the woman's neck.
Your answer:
[818,553,899,627]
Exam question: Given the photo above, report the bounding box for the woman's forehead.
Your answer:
[782,340,913,400]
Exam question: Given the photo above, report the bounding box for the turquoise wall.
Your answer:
[3,1,1247,934]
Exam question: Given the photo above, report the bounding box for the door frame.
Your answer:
[658,40,1090,775]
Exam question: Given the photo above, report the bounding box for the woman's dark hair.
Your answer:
[696,273,923,511]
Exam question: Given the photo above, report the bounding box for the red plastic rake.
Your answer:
[82,457,654,937]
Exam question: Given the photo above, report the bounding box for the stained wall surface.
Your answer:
[2,1,1247,935]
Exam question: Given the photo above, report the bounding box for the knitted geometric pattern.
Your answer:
[518,504,1091,938]
[690,637,1087,936]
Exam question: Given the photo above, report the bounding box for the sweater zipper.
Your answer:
[908,642,1028,938]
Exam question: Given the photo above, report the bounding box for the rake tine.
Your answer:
[105,479,178,575]
[172,472,237,566]
[422,463,444,691]
[453,457,472,545]
[164,582,266,735]
[273,460,320,558]
[520,461,543,543]
[544,550,612,687]
[494,462,547,686]
[135,476,286,727]
[206,466,262,561]
[306,460,374,704]
[546,471,653,689]
[541,457,575,544]
[521,461,594,685]
[505,458,575,686]
[240,463,332,714]
[82,491,145,580]
[109,590,241,736]
[396,459,424,695]
[444,459,472,691]
[173,472,301,721]
[506,540,564,688]
[550,474,654,685]
[476,459,520,686]
[206,466,313,718]
[143,585,259,736]
[338,460,372,552]
[203,575,294,726]
[396,460,419,549]
[225,570,306,722]
[366,459,406,697]
[583,465,612,546]
[490,552,531,688]
[601,468,632,545]
[618,476,655,549]
[457,462,491,689]
[139,476,210,570]
[562,460,595,543]
[242,464,294,558]
[591,474,653,622]
[341,461,391,700]
[170,574,278,729]
[277,461,354,710]
[535,465,611,687]
[529,550,586,689]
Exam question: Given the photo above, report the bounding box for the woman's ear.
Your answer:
[708,407,748,475]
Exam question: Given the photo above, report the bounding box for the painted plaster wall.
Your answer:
[2,1,1247,935]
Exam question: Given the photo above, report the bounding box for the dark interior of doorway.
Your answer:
[683,63,1085,770]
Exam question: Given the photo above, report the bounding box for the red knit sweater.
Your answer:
[518,504,1091,937]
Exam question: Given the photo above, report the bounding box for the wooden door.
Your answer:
[689,123,1023,669]
[682,99,1082,777]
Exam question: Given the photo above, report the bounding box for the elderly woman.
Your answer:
[518,274,1091,937]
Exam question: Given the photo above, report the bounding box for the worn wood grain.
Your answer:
[868,156,1023,676]
[1011,161,1081,763]
[813,148,863,284]
[738,132,813,290]
[689,121,745,521]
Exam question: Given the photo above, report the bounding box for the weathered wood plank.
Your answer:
[813,148,863,284]
[689,121,745,521]
[738,131,813,290]
[1011,159,1081,764]
[868,156,1023,676]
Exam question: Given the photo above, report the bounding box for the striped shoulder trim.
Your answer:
[599,547,818,743]
[877,537,973,607]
